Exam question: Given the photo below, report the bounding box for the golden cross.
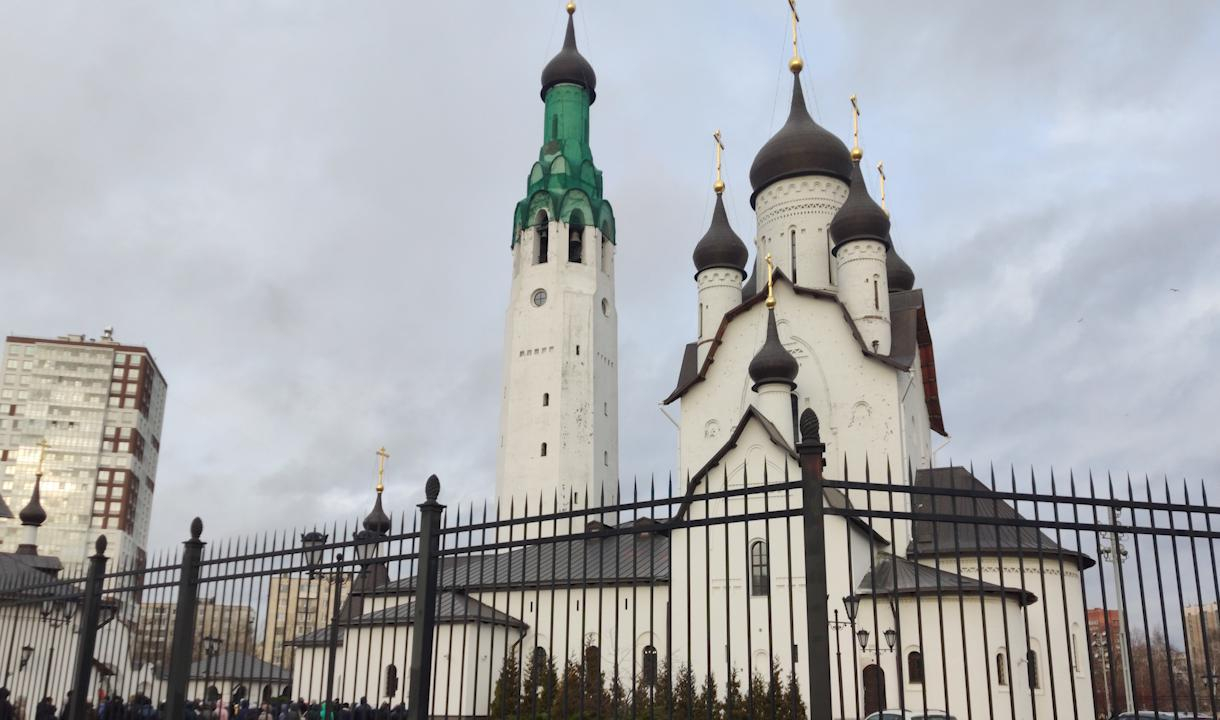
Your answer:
[375,447,390,494]
[876,161,888,215]
[787,0,803,72]
[36,438,49,475]
[712,130,725,194]
[765,253,776,309]
[850,94,862,158]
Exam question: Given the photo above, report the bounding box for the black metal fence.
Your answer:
[3,418,1220,720]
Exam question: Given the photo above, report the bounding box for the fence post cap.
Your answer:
[796,408,826,453]
[94,534,108,556]
[190,517,204,540]
[425,474,441,502]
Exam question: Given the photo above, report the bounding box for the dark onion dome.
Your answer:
[19,475,46,527]
[749,72,853,206]
[692,193,748,276]
[887,239,915,291]
[749,308,799,391]
[830,160,892,254]
[363,492,392,535]
[540,6,597,103]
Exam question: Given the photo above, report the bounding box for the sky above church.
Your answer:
[1,0,1218,551]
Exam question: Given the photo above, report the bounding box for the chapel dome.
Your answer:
[692,194,748,276]
[887,240,916,291]
[830,160,891,252]
[541,9,597,103]
[749,309,799,390]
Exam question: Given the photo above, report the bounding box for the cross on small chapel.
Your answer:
[376,446,390,493]
[876,161,888,214]
[712,130,725,194]
[36,438,49,475]
[765,253,776,309]
[787,0,802,69]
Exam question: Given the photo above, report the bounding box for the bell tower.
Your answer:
[496,2,619,514]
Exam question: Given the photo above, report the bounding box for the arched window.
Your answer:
[603,450,608,467]
[1027,650,1040,689]
[540,442,547,457]
[749,540,770,596]
[790,229,798,284]
[907,651,924,684]
[642,645,658,684]
[542,393,549,407]
[568,211,584,263]
[536,211,549,264]
[385,664,399,698]
[995,652,1007,686]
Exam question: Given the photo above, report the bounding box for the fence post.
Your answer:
[68,535,108,720]
[796,409,832,720]
[166,518,205,720]
[407,475,444,720]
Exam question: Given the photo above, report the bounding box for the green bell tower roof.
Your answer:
[512,3,615,246]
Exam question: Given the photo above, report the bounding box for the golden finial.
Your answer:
[375,447,390,494]
[876,161,888,216]
[35,438,48,476]
[566,1,576,15]
[849,94,862,161]
[787,0,803,73]
[712,130,726,194]
[765,254,777,309]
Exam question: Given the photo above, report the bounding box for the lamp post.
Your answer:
[1091,631,1113,718]
[204,636,223,702]
[301,532,351,711]
[19,645,33,672]
[830,603,855,715]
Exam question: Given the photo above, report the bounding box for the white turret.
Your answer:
[746,269,799,445]
[692,185,748,364]
[830,155,893,354]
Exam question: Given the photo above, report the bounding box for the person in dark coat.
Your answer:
[0,688,14,720]
[350,699,370,720]
[34,697,56,720]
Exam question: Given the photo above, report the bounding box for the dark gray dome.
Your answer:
[19,476,46,527]
[363,492,392,535]
[749,73,853,206]
[887,239,915,291]
[749,308,799,390]
[830,160,891,253]
[541,13,597,103]
[693,194,748,276]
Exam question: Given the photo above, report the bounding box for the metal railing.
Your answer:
[2,417,1218,720]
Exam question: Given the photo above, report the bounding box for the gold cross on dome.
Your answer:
[712,130,725,194]
[850,94,862,157]
[787,0,801,69]
[376,447,390,494]
[36,438,49,475]
[765,253,777,309]
[876,161,888,215]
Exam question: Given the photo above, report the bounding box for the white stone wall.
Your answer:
[752,176,849,291]
[695,269,744,366]
[497,219,619,518]
[834,240,891,354]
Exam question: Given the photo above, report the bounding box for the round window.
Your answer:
[532,289,548,307]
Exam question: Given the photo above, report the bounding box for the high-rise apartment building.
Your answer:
[0,329,167,571]
[1186,602,1220,685]
[260,574,345,670]
[134,598,256,666]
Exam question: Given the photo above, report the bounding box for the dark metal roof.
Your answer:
[748,308,799,389]
[0,552,60,591]
[829,160,891,254]
[182,652,290,682]
[886,240,915,292]
[906,467,1095,569]
[693,193,748,276]
[749,73,852,206]
[362,493,391,535]
[19,475,47,526]
[365,534,669,598]
[856,554,1036,606]
[540,12,596,103]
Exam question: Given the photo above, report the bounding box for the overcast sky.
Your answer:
[2,1,1218,552]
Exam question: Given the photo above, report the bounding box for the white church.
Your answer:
[291,6,1094,719]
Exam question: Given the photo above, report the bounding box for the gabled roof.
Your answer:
[906,467,1094,569]
[363,533,669,598]
[856,554,1036,606]
[663,272,947,436]
[666,406,887,545]
[180,652,290,682]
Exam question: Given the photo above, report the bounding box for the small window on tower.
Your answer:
[540,442,547,457]
[536,211,550,264]
[603,451,608,467]
[542,393,549,407]
[551,115,558,138]
[575,345,580,356]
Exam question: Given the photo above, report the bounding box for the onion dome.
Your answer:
[830,160,891,254]
[886,239,915,291]
[19,474,46,527]
[692,194,748,276]
[749,308,799,391]
[363,491,392,536]
[541,4,597,103]
[749,73,853,206]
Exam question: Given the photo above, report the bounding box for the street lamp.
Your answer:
[884,629,897,651]
[843,595,860,623]
[352,529,380,565]
[40,596,78,627]
[857,629,870,651]
[19,645,33,671]
[204,635,223,702]
[302,532,347,711]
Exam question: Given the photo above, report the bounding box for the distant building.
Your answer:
[134,598,256,667]
[260,574,345,670]
[1186,602,1220,686]
[0,329,167,571]
[1087,608,1130,713]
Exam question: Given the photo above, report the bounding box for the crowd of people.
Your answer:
[0,690,408,720]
